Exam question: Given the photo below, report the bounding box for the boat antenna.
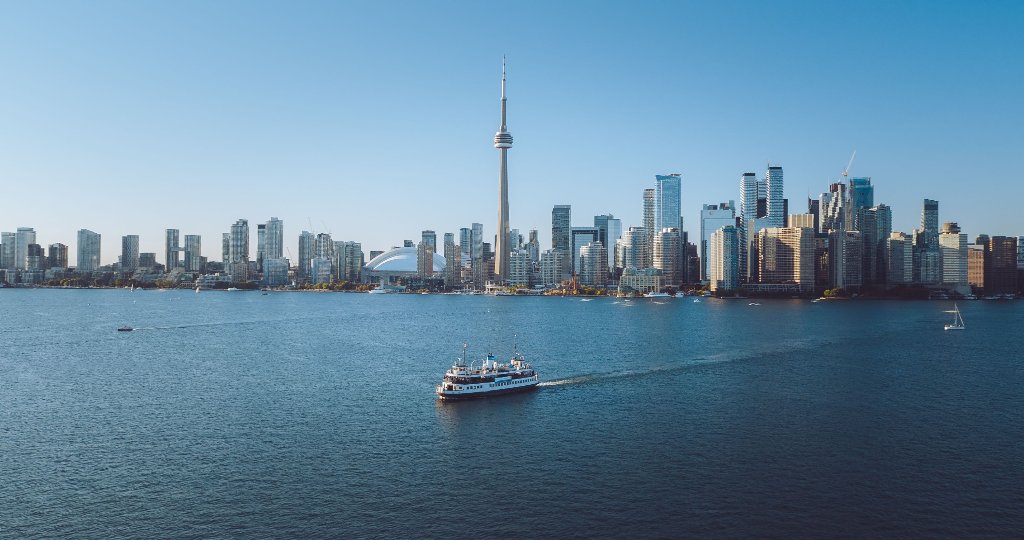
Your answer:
[513,333,518,355]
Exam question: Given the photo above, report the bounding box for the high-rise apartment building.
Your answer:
[848,177,874,230]
[230,219,249,264]
[885,232,914,286]
[985,236,1018,295]
[939,222,968,287]
[578,242,608,287]
[592,215,621,273]
[0,232,15,271]
[297,231,315,281]
[653,228,682,287]
[471,223,485,289]
[443,233,459,288]
[738,172,761,282]
[121,235,139,273]
[508,249,532,287]
[571,227,599,275]
[256,224,266,272]
[642,188,656,267]
[709,225,739,293]
[551,205,571,254]
[919,199,941,284]
[539,249,565,287]
[617,226,649,271]
[525,229,540,264]
[48,243,68,269]
[656,174,681,231]
[16,227,36,271]
[165,229,181,270]
[333,241,363,282]
[700,202,736,281]
[266,217,284,260]
[765,166,784,228]
[757,227,815,292]
[77,229,101,273]
[418,230,436,278]
[184,234,202,272]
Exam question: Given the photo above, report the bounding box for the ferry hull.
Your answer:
[436,382,539,400]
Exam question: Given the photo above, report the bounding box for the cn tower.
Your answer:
[493,57,513,282]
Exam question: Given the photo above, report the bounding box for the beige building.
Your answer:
[757,227,816,292]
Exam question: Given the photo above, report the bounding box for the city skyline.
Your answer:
[2,2,1022,263]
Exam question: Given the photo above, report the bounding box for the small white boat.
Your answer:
[693,298,701,303]
[944,304,965,331]
[644,291,672,298]
[748,302,761,306]
[226,287,241,291]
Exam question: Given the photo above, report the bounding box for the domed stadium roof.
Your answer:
[364,246,446,273]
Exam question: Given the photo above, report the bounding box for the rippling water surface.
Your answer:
[2,289,1022,538]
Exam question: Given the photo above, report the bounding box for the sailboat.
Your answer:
[944,304,965,331]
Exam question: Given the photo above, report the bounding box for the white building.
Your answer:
[578,241,608,287]
[939,223,968,287]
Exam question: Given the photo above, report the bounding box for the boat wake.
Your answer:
[537,340,829,389]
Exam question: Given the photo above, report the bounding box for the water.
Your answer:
[2,289,1022,538]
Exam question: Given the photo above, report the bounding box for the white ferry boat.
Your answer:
[436,344,539,400]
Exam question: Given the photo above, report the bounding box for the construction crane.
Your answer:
[842,150,857,178]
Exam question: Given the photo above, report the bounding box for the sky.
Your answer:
[1,1,1022,266]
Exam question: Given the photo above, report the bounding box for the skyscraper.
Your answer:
[77,229,101,273]
[418,230,436,278]
[700,202,736,281]
[229,219,249,264]
[638,189,655,268]
[443,233,459,288]
[184,234,202,272]
[48,243,68,270]
[757,227,815,292]
[165,229,181,271]
[593,214,622,274]
[738,172,760,282]
[919,199,941,284]
[939,222,968,287]
[578,242,608,287]
[765,166,784,228]
[1,232,14,271]
[493,59,513,282]
[551,205,571,253]
[571,227,599,275]
[265,217,284,260]
[121,235,139,273]
[655,174,682,231]
[298,231,315,281]
[709,225,739,293]
[653,228,682,287]
[256,224,266,272]
[16,227,36,271]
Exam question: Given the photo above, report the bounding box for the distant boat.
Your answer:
[748,302,761,306]
[693,298,701,303]
[117,326,133,332]
[644,291,672,298]
[944,304,965,331]
[226,287,241,291]
[367,284,390,294]
[195,286,200,293]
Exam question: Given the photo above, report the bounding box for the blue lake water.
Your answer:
[1,289,1022,538]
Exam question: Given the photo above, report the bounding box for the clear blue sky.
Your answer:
[2,1,1021,265]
